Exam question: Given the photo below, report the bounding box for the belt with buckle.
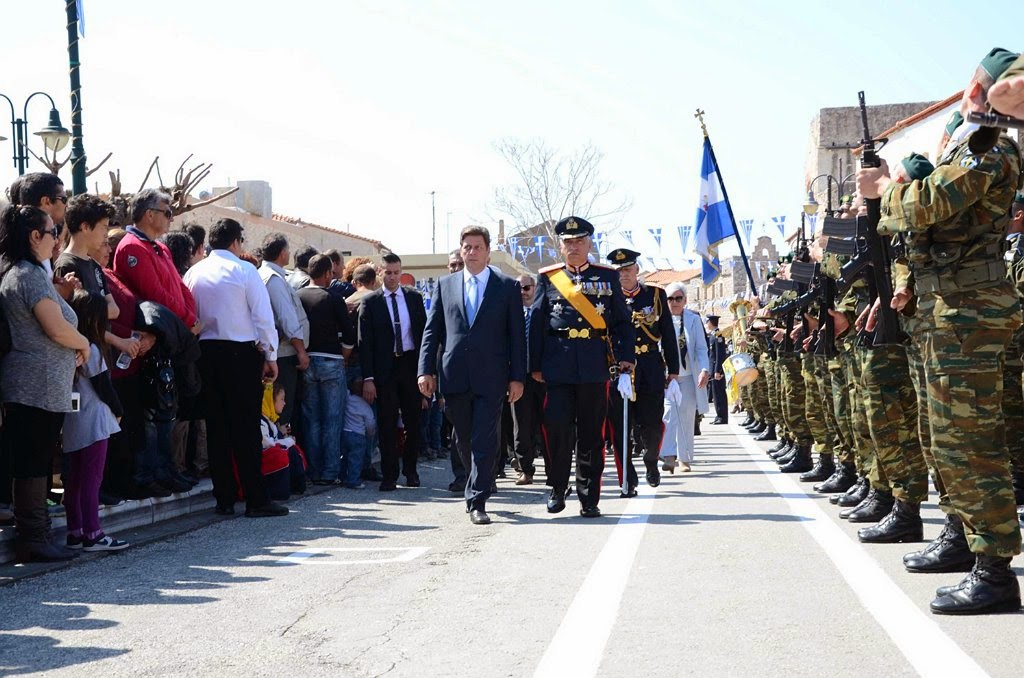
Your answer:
[549,327,607,340]
[635,343,658,354]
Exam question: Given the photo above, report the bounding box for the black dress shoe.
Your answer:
[404,475,421,488]
[858,500,923,543]
[816,463,857,494]
[469,509,492,525]
[619,486,638,498]
[214,503,235,516]
[904,514,975,573]
[846,489,895,523]
[448,480,466,493]
[753,424,777,441]
[379,480,397,492]
[930,556,1021,615]
[547,488,567,513]
[779,446,813,474]
[245,502,289,518]
[645,472,660,488]
[579,505,602,518]
[798,455,835,482]
[711,418,727,425]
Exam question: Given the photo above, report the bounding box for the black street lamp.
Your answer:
[0,91,72,177]
[803,173,842,218]
[65,0,87,195]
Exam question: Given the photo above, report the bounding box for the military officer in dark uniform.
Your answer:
[529,216,635,518]
[706,315,730,424]
[605,248,679,494]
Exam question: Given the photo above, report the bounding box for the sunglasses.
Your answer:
[51,195,68,205]
[667,296,685,302]
[41,226,59,239]
[149,207,174,219]
[522,284,534,290]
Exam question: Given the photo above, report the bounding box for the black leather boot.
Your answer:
[835,477,870,507]
[780,445,813,473]
[799,454,836,482]
[754,424,777,442]
[769,443,793,460]
[930,555,1021,615]
[857,500,923,543]
[903,513,975,573]
[740,413,755,427]
[846,489,895,523]
[774,444,798,464]
[749,421,767,434]
[768,438,789,455]
[816,462,857,494]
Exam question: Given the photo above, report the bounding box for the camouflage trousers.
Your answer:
[765,354,788,439]
[751,356,772,424]
[860,344,928,504]
[1000,324,1024,474]
[904,333,945,509]
[779,353,812,445]
[830,339,856,465]
[801,353,832,455]
[844,345,877,479]
[813,354,841,460]
[919,325,1021,557]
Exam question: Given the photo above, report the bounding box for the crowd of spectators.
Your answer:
[0,173,518,563]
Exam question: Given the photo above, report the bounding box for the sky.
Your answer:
[2,0,1022,259]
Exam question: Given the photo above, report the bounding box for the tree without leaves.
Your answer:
[491,138,631,243]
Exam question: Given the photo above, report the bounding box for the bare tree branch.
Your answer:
[85,152,113,178]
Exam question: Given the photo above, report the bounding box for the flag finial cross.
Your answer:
[694,108,708,137]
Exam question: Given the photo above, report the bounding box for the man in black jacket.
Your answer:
[358,253,427,491]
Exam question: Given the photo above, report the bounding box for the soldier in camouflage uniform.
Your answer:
[858,47,1023,615]
[1003,193,1024,511]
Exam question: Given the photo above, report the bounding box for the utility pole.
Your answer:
[430,190,436,254]
[65,0,87,194]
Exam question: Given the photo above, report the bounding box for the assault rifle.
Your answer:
[789,260,836,358]
[858,91,907,347]
[964,111,1024,155]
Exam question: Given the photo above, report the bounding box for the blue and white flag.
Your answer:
[738,219,754,246]
[677,225,692,252]
[76,0,86,38]
[771,215,786,239]
[620,229,633,247]
[694,137,737,286]
[649,227,662,249]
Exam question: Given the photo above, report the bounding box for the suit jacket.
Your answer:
[708,328,728,373]
[358,286,426,384]
[675,309,710,416]
[418,267,526,396]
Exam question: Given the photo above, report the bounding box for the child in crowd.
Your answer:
[262,384,307,497]
[63,290,129,552]
[342,378,376,489]
[262,384,297,451]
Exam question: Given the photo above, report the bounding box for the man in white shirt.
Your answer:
[184,218,288,518]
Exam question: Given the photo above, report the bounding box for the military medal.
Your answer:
[625,297,634,306]
[595,302,605,315]
[553,302,564,314]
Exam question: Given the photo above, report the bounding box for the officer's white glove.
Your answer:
[665,380,682,406]
[617,374,634,401]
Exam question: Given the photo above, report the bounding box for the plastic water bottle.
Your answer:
[115,331,142,370]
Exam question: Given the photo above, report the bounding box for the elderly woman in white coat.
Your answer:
[660,283,710,472]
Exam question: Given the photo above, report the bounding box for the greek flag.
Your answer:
[694,137,737,285]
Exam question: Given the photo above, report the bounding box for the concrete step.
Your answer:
[0,479,215,564]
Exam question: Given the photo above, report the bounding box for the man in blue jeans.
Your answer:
[297,255,357,484]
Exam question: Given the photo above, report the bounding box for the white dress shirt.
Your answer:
[384,286,416,352]
[184,249,279,360]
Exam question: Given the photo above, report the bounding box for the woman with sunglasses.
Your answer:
[0,204,90,562]
[660,283,710,473]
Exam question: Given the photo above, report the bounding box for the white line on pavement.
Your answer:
[276,546,430,565]
[732,424,989,678]
[534,485,659,678]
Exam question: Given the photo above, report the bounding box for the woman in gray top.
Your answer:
[0,205,90,563]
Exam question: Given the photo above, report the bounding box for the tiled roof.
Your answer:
[271,213,386,250]
[641,268,702,285]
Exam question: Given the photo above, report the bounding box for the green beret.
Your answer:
[900,153,935,182]
[981,47,1019,81]
[944,111,963,136]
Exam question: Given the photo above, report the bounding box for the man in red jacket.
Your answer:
[113,189,198,331]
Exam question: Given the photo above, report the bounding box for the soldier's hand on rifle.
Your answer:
[828,309,850,336]
[789,322,803,341]
[863,298,882,332]
[891,286,912,312]
[802,335,814,352]
[856,160,892,199]
[772,327,785,342]
[989,74,1024,119]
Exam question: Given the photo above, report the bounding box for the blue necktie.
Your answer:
[467,276,480,325]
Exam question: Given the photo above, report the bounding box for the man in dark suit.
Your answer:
[418,226,526,525]
[358,253,427,491]
[706,314,729,424]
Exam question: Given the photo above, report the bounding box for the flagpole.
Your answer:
[694,109,758,299]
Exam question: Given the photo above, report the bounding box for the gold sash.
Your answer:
[547,269,607,330]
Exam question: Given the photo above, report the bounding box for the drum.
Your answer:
[724,352,758,387]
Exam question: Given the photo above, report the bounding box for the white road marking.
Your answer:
[534,485,658,678]
[276,546,430,565]
[732,424,990,678]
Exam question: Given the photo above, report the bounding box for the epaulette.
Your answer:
[539,263,565,274]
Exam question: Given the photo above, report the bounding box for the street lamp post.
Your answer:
[803,173,842,218]
[0,91,72,177]
[65,0,88,195]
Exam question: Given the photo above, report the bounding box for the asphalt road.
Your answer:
[0,417,1021,678]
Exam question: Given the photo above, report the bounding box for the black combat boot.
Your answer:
[845,488,895,523]
[816,462,857,494]
[774,444,799,465]
[769,441,793,460]
[799,454,836,482]
[930,555,1021,615]
[768,438,789,455]
[780,445,813,473]
[835,477,870,507]
[740,413,755,427]
[903,513,975,573]
[754,423,777,442]
[857,500,923,543]
[748,421,767,434]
